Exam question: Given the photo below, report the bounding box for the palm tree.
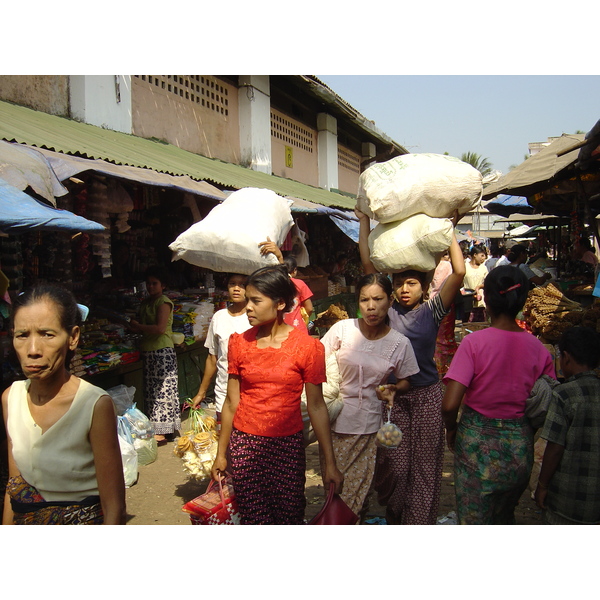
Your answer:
[460,152,493,177]
[509,153,530,171]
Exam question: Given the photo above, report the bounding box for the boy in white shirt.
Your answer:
[191,274,251,423]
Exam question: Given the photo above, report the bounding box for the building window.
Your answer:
[134,75,230,117]
[270,110,314,153]
[338,146,361,174]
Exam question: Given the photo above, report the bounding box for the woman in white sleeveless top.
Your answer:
[2,284,125,525]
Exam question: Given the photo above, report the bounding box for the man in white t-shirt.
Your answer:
[191,274,251,421]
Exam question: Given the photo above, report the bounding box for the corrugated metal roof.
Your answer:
[0,100,356,210]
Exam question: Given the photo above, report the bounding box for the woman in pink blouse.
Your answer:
[442,266,556,524]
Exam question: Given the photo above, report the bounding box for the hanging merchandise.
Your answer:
[86,178,113,278]
[0,237,23,291]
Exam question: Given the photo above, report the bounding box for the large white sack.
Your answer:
[356,153,483,223]
[169,187,294,275]
[300,350,343,447]
[369,214,453,273]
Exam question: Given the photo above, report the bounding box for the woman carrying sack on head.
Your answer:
[211,265,343,524]
[355,207,465,525]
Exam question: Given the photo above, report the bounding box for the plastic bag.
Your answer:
[124,405,154,439]
[134,437,158,467]
[174,430,218,481]
[117,416,138,487]
[169,187,294,275]
[376,407,403,449]
[106,384,136,416]
[124,405,157,466]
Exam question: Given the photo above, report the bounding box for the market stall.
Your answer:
[0,150,361,405]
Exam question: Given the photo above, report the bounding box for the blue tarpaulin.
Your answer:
[0,178,105,233]
[484,194,533,217]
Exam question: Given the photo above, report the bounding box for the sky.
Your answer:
[315,75,600,176]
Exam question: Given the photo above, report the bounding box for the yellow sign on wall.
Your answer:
[285,146,293,168]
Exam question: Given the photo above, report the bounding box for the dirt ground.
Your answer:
[124,439,543,525]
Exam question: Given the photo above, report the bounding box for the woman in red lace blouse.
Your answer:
[211,265,343,524]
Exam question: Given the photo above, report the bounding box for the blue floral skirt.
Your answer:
[143,347,181,435]
[454,405,534,525]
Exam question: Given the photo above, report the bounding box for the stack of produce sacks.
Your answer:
[173,406,219,481]
[356,153,483,272]
[169,187,294,275]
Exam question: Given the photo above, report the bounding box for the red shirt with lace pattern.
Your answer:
[228,326,326,437]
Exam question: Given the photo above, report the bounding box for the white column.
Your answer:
[238,75,271,174]
[317,113,338,191]
[69,75,132,134]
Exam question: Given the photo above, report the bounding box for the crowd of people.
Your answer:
[1,225,599,526]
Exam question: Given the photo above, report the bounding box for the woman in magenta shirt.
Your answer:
[442,266,556,524]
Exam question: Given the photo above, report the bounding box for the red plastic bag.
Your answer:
[309,483,358,525]
[182,476,241,525]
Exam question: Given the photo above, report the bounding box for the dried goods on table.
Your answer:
[522,283,600,343]
[312,303,349,329]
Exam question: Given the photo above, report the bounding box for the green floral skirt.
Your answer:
[454,405,534,525]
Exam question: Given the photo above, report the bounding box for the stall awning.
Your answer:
[0,140,69,206]
[494,213,560,223]
[0,178,105,233]
[0,100,356,211]
[482,134,586,200]
[30,146,228,203]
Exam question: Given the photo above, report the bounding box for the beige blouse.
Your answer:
[7,378,107,502]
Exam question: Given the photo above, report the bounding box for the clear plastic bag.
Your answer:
[124,405,157,466]
[107,384,136,416]
[117,416,138,487]
[124,405,155,439]
[134,437,158,467]
[376,407,403,449]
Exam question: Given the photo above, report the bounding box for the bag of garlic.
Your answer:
[368,213,453,273]
[356,153,483,224]
[376,407,403,449]
[169,187,294,275]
